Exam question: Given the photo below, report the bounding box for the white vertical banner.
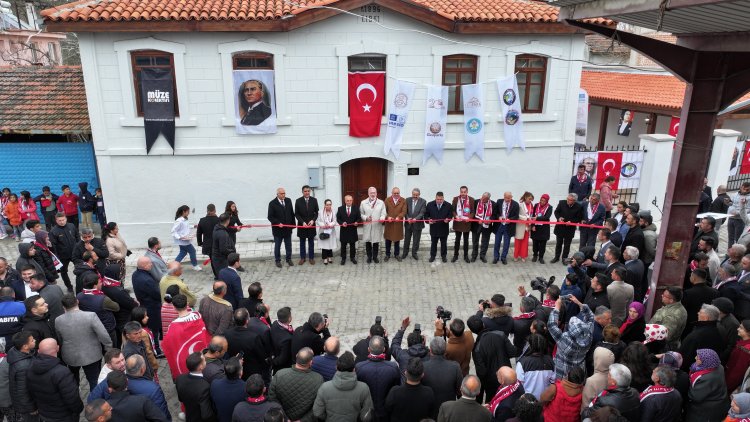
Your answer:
[575,89,589,150]
[383,80,416,159]
[496,75,524,154]
[423,85,448,165]
[462,83,485,162]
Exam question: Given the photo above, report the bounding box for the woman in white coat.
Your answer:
[317,199,338,265]
[360,187,387,263]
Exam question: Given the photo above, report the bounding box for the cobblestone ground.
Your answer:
[2,220,713,420]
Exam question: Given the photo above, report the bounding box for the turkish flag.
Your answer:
[669,117,680,137]
[348,72,385,137]
[596,152,623,190]
[161,312,211,379]
[741,142,750,175]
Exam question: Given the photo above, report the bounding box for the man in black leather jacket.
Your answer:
[581,363,640,422]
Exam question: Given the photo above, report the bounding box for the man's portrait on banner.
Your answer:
[238,79,273,126]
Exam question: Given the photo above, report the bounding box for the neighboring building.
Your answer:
[42,0,608,242]
[0,6,65,65]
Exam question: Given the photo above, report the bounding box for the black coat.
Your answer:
[131,269,161,317]
[336,205,361,243]
[27,354,83,422]
[8,347,35,413]
[71,238,109,270]
[681,283,719,339]
[210,224,235,271]
[421,355,462,411]
[678,321,726,372]
[227,213,242,243]
[496,199,520,235]
[569,174,593,201]
[620,317,646,344]
[425,200,453,237]
[49,223,79,260]
[581,386,640,422]
[554,200,583,238]
[21,312,56,343]
[291,321,330,357]
[73,262,98,294]
[624,259,646,300]
[295,196,319,239]
[103,284,139,332]
[267,197,295,237]
[33,245,58,283]
[473,330,516,397]
[621,225,645,257]
[270,321,293,371]
[355,357,401,422]
[224,326,270,381]
[530,203,553,241]
[175,373,216,422]
[196,215,220,256]
[108,390,167,422]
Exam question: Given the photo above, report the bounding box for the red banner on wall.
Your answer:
[741,142,750,175]
[596,152,624,190]
[668,117,680,137]
[348,71,385,138]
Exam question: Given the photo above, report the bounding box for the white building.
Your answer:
[42,0,596,243]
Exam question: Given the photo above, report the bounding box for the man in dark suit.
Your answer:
[175,352,216,422]
[623,246,647,302]
[267,187,296,268]
[196,204,220,279]
[580,193,606,248]
[552,193,583,264]
[452,186,476,263]
[294,185,319,266]
[211,214,235,275]
[585,228,614,277]
[217,253,243,309]
[493,192,519,265]
[437,375,491,421]
[402,188,427,261]
[425,192,453,263]
[271,306,294,372]
[474,192,496,263]
[224,308,271,383]
[621,213,645,258]
[239,80,273,126]
[569,164,593,202]
[131,257,162,353]
[336,195,361,265]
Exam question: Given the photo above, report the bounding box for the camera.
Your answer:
[530,276,556,300]
[479,299,491,310]
[436,306,452,321]
[375,316,382,325]
[414,323,421,334]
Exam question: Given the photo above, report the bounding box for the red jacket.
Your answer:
[57,193,79,216]
[543,380,583,422]
[726,339,750,392]
[18,200,38,221]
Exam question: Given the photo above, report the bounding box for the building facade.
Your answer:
[43,0,593,243]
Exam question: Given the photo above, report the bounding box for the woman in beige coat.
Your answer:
[514,191,534,262]
[581,346,615,410]
[103,222,129,280]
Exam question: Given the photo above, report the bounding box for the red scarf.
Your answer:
[488,381,520,414]
[589,388,610,407]
[82,288,104,296]
[247,395,266,404]
[476,200,493,220]
[0,353,6,358]
[101,277,121,288]
[514,312,536,320]
[33,241,50,253]
[534,203,550,224]
[639,385,674,401]
[542,299,556,308]
[260,317,270,327]
[368,353,386,360]
[525,202,533,216]
[690,368,715,387]
[577,173,587,183]
[277,321,293,334]
[619,316,641,335]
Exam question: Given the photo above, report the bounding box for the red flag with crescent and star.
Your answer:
[669,117,680,137]
[596,152,623,190]
[348,71,385,137]
[741,142,750,175]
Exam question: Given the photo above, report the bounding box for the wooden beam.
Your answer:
[597,105,608,150]
[646,113,657,134]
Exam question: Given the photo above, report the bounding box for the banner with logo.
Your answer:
[462,83,485,162]
[384,80,416,159]
[233,70,277,135]
[496,75,524,153]
[140,68,176,154]
[574,150,645,190]
[575,89,589,150]
[348,71,386,137]
[423,85,448,165]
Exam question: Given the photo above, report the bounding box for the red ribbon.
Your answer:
[232,217,605,230]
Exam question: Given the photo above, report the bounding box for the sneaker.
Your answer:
[193,266,202,271]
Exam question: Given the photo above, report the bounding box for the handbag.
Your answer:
[319,233,330,240]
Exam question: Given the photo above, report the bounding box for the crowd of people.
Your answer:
[0,172,748,422]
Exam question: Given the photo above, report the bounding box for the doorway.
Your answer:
[341,158,388,203]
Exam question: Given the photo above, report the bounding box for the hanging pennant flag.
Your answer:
[462,83,485,162]
[741,141,750,175]
[669,116,680,137]
[423,85,448,165]
[496,75,525,153]
[575,89,589,150]
[384,80,416,159]
[140,68,176,154]
[348,71,386,137]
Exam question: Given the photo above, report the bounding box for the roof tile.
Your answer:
[0,66,90,134]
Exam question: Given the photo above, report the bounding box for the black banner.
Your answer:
[140,68,176,154]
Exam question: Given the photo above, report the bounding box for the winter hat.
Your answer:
[643,324,668,344]
[712,297,734,315]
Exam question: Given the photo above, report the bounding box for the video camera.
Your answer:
[436,306,452,321]
[530,275,556,300]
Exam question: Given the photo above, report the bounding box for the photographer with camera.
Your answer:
[475,294,514,336]
[566,251,591,295]
[512,296,540,351]
[434,317,474,377]
[518,278,560,324]
[391,316,430,383]
[353,319,391,364]
[467,314,517,403]
[548,294,593,380]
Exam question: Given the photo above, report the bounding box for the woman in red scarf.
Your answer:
[727,320,750,393]
[514,192,535,262]
[530,194,553,264]
[619,302,646,343]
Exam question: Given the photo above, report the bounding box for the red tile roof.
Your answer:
[41,0,610,24]
[581,70,750,112]
[0,66,90,134]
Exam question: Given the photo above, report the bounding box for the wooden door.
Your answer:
[341,158,388,203]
